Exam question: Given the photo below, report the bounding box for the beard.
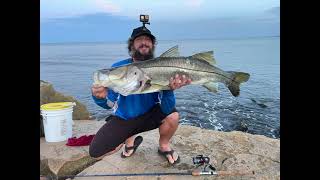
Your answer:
[130,44,155,61]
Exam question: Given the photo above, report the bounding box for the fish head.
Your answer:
[126,66,147,82]
[110,66,149,96]
[93,65,150,96]
[126,66,152,91]
[93,66,128,87]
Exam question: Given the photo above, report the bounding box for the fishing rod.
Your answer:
[41,170,253,180]
[40,155,254,179]
[41,172,192,180]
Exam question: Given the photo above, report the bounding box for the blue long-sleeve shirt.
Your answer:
[92,58,176,120]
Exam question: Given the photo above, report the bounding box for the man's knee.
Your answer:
[165,112,179,125]
[89,143,122,159]
[89,144,105,159]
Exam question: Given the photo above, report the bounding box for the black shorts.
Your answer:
[89,104,177,158]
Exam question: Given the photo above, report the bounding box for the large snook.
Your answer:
[93,45,250,97]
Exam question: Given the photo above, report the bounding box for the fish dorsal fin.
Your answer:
[159,45,180,57]
[190,51,216,65]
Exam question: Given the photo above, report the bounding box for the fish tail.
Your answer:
[226,71,250,96]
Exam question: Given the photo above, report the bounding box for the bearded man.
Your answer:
[90,26,191,165]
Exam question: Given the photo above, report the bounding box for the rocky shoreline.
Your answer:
[40,80,280,179]
[40,120,280,180]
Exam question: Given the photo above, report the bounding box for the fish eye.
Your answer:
[134,72,137,75]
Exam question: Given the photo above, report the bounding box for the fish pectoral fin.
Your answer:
[159,45,180,57]
[137,79,150,92]
[137,73,152,91]
[143,73,151,80]
[203,82,219,93]
[190,51,216,65]
[137,84,170,94]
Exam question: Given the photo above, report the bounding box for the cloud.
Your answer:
[41,12,279,43]
[40,0,122,21]
[93,0,121,13]
[185,0,204,8]
[40,13,138,43]
[266,6,280,16]
[250,6,279,23]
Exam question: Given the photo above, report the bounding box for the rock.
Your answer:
[40,80,91,137]
[40,120,105,180]
[235,121,248,133]
[275,127,280,138]
[40,120,280,180]
[40,80,90,120]
[250,98,268,108]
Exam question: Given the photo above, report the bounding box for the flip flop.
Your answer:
[158,148,181,165]
[121,136,143,158]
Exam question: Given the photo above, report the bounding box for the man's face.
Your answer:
[131,35,154,61]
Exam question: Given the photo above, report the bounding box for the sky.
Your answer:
[40,0,280,43]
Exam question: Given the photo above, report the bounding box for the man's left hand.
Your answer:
[169,74,192,90]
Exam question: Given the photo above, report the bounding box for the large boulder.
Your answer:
[40,120,103,180]
[40,120,280,180]
[40,80,91,137]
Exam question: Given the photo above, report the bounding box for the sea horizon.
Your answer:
[40,35,280,45]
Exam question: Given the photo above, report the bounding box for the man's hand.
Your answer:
[91,85,108,99]
[169,74,192,90]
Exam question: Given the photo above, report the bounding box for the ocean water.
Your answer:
[40,37,280,138]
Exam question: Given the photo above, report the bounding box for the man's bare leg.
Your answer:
[93,111,179,161]
[121,135,136,157]
[158,112,180,164]
[93,135,136,160]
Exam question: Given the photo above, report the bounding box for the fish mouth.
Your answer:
[99,68,111,74]
[114,80,140,95]
[93,67,128,86]
[93,70,109,84]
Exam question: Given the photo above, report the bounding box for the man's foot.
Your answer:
[121,136,143,158]
[158,148,180,165]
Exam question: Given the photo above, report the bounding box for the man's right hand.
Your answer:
[91,85,108,99]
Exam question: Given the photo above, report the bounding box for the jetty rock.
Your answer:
[40,120,280,180]
[40,80,91,137]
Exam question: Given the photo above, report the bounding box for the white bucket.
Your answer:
[40,102,76,142]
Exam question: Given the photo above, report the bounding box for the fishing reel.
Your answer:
[193,155,210,165]
[192,155,216,173]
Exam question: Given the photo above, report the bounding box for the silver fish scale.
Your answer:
[133,57,229,84]
[135,57,214,72]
